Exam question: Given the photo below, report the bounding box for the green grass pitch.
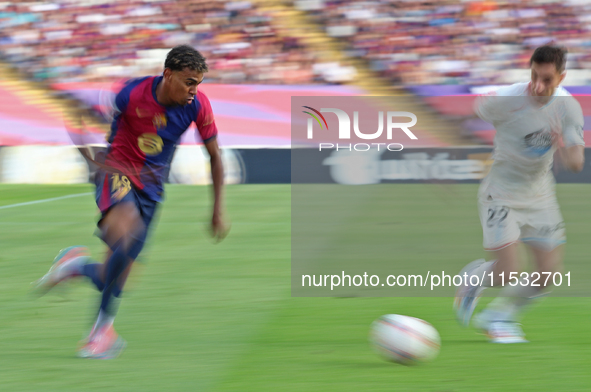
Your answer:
[0,184,589,391]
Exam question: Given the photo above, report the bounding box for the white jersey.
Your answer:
[475,82,584,207]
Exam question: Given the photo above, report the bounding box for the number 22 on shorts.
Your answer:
[487,206,509,228]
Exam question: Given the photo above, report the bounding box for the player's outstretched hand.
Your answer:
[209,212,230,243]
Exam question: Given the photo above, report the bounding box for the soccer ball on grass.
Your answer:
[369,314,440,365]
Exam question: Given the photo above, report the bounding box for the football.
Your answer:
[370,314,441,365]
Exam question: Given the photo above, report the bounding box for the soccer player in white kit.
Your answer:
[454,45,585,343]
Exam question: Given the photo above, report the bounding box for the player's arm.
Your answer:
[196,90,228,241]
[204,138,227,241]
[555,144,584,172]
[555,99,585,173]
[566,145,584,172]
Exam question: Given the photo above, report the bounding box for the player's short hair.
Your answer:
[164,45,208,73]
[529,45,567,73]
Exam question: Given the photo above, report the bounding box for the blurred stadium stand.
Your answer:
[0,0,470,148]
[301,0,591,86]
[0,0,320,84]
[2,0,591,158]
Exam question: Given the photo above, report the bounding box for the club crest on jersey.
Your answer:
[152,113,167,131]
[138,133,163,156]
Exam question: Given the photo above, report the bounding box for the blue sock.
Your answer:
[113,285,122,298]
[81,263,105,292]
[100,242,130,314]
[79,262,125,296]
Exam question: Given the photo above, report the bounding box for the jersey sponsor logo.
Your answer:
[524,130,552,156]
[152,113,167,131]
[138,133,163,156]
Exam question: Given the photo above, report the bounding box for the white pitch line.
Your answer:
[0,192,92,210]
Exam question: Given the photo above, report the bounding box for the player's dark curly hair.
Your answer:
[164,45,208,73]
[530,45,567,73]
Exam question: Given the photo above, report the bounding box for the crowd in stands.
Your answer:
[301,0,591,85]
[3,0,591,87]
[0,0,322,84]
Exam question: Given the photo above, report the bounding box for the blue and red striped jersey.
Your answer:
[105,76,218,202]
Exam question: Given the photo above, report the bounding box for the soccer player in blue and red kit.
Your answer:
[35,45,228,359]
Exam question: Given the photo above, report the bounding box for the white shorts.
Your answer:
[478,196,565,251]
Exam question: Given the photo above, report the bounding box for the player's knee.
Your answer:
[532,243,563,271]
[492,244,520,272]
[102,203,144,248]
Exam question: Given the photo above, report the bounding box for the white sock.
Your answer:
[485,278,546,321]
[90,310,115,338]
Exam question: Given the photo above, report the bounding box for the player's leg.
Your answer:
[33,246,94,294]
[35,169,129,294]
[34,226,138,298]
[80,190,158,359]
[494,202,566,320]
[475,204,564,342]
[454,243,520,325]
[80,249,133,296]
[34,248,131,295]
[530,244,563,288]
[92,169,144,307]
[455,201,521,326]
[78,168,144,358]
[471,244,561,344]
[106,195,157,301]
[82,250,132,327]
[98,201,143,319]
[79,201,144,359]
[82,169,134,294]
[497,244,562,316]
[89,196,154,315]
[471,243,524,327]
[468,242,530,343]
[479,243,563,322]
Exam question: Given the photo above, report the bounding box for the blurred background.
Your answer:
[1,2,591,390]
[1,0,591,173]
[4,0,591,86]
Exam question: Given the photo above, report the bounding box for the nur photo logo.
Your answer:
[302,106,418,151]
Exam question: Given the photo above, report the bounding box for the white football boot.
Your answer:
[453,259,488,327]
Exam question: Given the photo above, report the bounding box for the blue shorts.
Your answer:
[95,169,159,259]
